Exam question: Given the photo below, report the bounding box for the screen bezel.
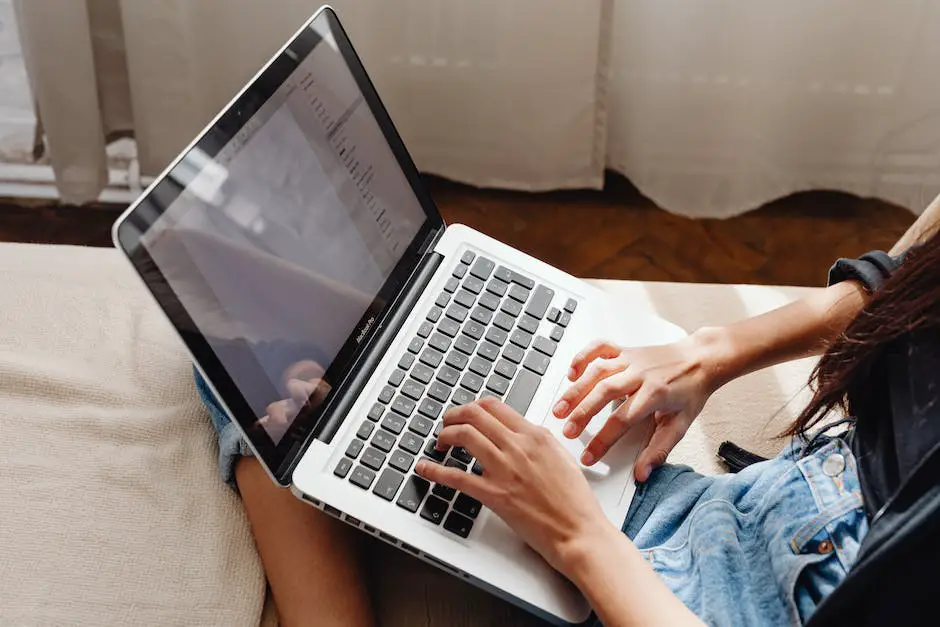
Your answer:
[114,6,444,484]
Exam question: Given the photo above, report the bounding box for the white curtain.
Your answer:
[15,0,940,216]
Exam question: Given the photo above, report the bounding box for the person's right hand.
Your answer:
[552,333,723,481]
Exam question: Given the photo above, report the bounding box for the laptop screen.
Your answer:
[115,8,443,481]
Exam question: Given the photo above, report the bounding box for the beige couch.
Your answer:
[0,242,820,626]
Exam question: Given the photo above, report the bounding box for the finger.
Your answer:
[415,459,489,500]
[565,373,641,438]
[634,416,686,482]
[263,399,296,427]
[553,358,629,420]
[580,387,657,465]
[477,396,529,433]
[286,378,318,406]
[567,339,622,381]
[437,423,505,470]
[443,401,517,450]
[283,360,324,387]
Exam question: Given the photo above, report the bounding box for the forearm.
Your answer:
[693,280,868,392]
[563,526,702,626]
[891,193,940,255]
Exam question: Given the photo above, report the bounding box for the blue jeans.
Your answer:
[195,369,253,486]
[622,436,868,626]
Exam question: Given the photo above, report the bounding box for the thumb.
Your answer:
[634,415,685,482]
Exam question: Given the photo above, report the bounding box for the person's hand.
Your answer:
[415,398,620,577]
[553,335,720,481]
[259,360,332,439]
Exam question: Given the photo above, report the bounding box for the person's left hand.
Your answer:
[415,398,619,576]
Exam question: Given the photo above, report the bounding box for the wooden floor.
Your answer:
[0,173,914,287]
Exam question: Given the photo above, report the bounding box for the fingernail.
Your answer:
[568,368,577,380]
[415,460,426,473]
[581,451,596,466]
[563,422,578,438]
[553,400,568,417]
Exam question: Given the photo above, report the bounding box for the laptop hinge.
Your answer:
[277,246,445,481]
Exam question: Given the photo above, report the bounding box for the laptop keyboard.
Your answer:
[333,250,578,539]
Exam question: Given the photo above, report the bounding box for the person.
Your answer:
[197,197,939,626]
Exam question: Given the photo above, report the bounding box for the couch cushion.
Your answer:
[0,243,819,626]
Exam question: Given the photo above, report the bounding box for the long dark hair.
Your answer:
[785,229,940,437]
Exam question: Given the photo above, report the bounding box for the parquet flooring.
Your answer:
[0,172,914,286]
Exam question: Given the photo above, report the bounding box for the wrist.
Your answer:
[686,325,738,394]
[555,521,627,588]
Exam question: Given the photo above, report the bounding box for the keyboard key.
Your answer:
[401,379,426,401]
[559,311,572,327]
[421,345,445,368]
[398,353,416,370]
[550,326,564,342]
[418,398,444,420]
[505,369,541,415]
[486,278,509,297]
[454,289,476,309]
[486,374,512,395]
[334,457,353,478]
[525,285,555,319]
[428,381,451,403]
[372,430,396,453]
[378,386,395,404]
[389,450,415,473]
[470,306,493,326]
[493,312,515,332]
[469,356,492,377]
[500,299,523,317]
[374,468,405,501]
[564,298,578,313]
[503,344,525,364]
[453,264,468,279]
[437,366,461,387]
[508,284,531,303]
[444,512,474,538]
[350,465,377,490]
[420,495,449,525]
[454,335,477,355]
[434,422,444,437]
[424,439,447,462]
[438,317,460,338]
[433,483,456,501]
[356,421,374,439]
[494,266,513,283]
[396,475,430,512]
[368,403,385,421]
[361,446,387,471]
[427,306,443,323]
[408,337,424,353]
[463,275,484,295]
[445,303,469,323]
[461,250,476,264]
[451,447,473,464]
[510,329,533,349]
[445,457,469,472]
[494,359,517,380]
[454,493,482,519]
[517,314,539,335]
[462,320,485,340]
[429,332,451,353]
[460,371,484,393]
[417,321,433,338]
[412,363,434,384]
[470,257,496,280]
[509,270,536,290]
[388,369,406,387]
[399,432,424,455]
[435,292,451,308]
[382,412,407,434]
[533,336,557,357]
[391,396,416,417]
[485,327,508,347]
[523,351,551,376]
[444,277,459,293]
[478,292,500,311]
[480,390,502,401]
[346,439,365,459]
[409,415,434,437]
[445,351,469,371]
[471,460,484,475]
[547,307,561,323]
[452,388,475,405]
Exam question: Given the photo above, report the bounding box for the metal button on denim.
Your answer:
[822,453,845,477]
[818,539,834,554]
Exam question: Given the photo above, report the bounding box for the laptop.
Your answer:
[112,6,685,624]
